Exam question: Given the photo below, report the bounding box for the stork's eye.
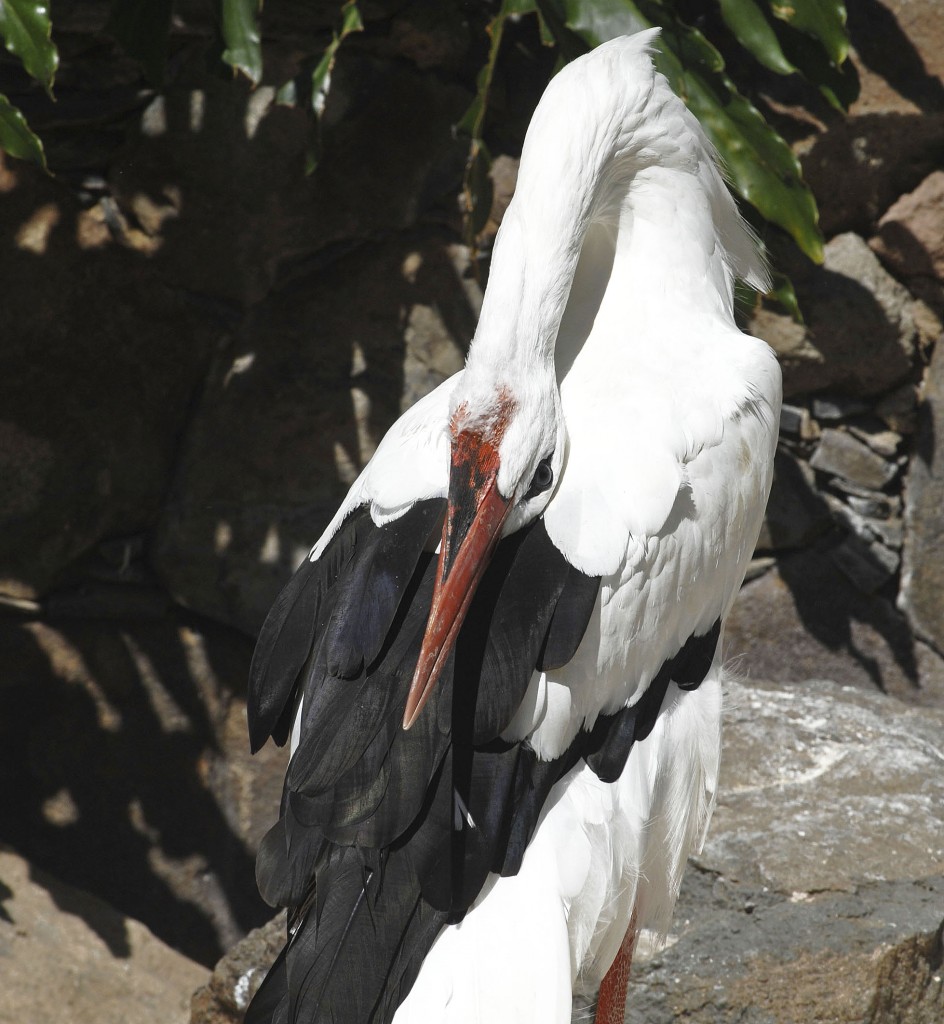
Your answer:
[524,457,554,500]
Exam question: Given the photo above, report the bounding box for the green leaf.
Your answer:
[457,0,541,246]
[276,78,297,105]
[504,0,538,14]
[766,269,803,322]
[221,0,262,84]
[457,9,506,243]
[536,9,555,46]
[0,92,46,168]
[767,0,848,66]
[0,0,59,94]
[310,1,363,116]
[464,139,494,240]
[719,0,796,76]
[546,1,824,263]
[534,0,589,62]
[303,2,363,173]
[651,7,725,73]
[456,13,505,141]
[105,0,174,85]
[775,19,859,111]
[550,0,643,46]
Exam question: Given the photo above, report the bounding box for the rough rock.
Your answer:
[872,170,944,313]
[778,403,818,441]
[755,449,831,553]
[704,679,944,892]
[106,45,469,308]
[153,230,477,635]
[0,23,471,604]
[191,679,944,1024]
[623,676,944,1024]
[0,155,219,602]
[792,0,944,239]
[628,874,944,1024]
[0,611,283,966]
[0,845,207,1024]
[868,922,944,1024]
[798,110,944,242]
[847,0,944,117]
[809,427,899,490]
[752,234,919,399]
[811,395,871,422]
[899,337,944,653]
[190,915,286,1024]
[725,541,938,705]
[846,491,901,520]
[846,418,903,458]
[830,531,900,594]
[476,154,520,247]
[876,382,920,434]
[825,494,903,550]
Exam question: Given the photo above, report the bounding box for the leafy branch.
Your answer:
[0,0,855,309]
[0,0,59,169]
[449,0,855,314]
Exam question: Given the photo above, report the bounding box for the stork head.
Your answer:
[402,368,564,728]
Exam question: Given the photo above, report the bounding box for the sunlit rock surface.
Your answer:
[0,846,207,1024]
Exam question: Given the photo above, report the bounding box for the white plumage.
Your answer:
[254,29,781,1024]
[394,675,724,1022]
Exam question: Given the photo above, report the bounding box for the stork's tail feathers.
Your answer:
[247,841,448,1024]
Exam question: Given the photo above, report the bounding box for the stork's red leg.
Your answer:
[594,911,638,1024]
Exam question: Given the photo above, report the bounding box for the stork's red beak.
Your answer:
[402,429,512,729]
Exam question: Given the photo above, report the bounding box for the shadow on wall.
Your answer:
[0,876,12,924]
[0,608,281,965]
[150,226,476,638]
[848,0,944,112]
[0,30,471,602]
[777,538,918,688]
[0,23,471,965]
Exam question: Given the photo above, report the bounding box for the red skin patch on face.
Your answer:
[445,388,517,577]
[449,387,516,486]
[451,430,499,488]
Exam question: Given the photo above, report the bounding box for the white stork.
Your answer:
[245,30,781,1024]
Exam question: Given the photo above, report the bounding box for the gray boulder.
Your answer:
[628,676,944,1022]
[752,234,922,399]
[0,846,207,1024]
[899,335,944,654]
[191,679,944,1024]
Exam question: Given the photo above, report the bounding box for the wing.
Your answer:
[527,328,781,759]
[246,490,729,1024]
[308,373,459,562]
[246,497,610,1022]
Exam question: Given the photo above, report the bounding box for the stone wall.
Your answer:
[725,0,944,703]
[1,2,942,1020]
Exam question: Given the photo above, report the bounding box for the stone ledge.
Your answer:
[0,846,207,1024]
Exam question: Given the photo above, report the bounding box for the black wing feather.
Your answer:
[586,616,722,779]
[539,560,603,671]
[454,522,588,745]
[325,500,443,679]
[248,508,369,752]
